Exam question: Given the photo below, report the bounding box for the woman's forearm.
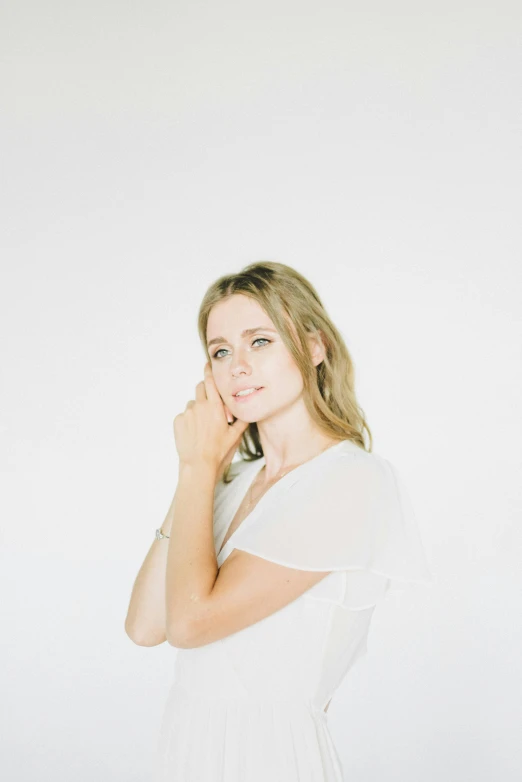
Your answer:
[165,462,219,645]
[124,491,178,646]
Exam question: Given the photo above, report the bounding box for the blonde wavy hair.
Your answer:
[197,260,373,483]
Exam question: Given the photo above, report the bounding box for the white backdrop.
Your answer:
[1,1,521,780]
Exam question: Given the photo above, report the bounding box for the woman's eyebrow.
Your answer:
[207,326,277,348]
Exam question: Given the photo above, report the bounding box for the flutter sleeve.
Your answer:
[230,451,434,610]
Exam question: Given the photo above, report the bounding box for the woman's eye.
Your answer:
[212,337,271,360]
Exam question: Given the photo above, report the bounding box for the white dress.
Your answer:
[154,439,433,781]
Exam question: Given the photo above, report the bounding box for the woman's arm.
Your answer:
[124,491,177,646]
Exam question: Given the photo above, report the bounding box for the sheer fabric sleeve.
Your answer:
[230,451,434,610]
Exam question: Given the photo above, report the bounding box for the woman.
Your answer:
[125,260,433,781]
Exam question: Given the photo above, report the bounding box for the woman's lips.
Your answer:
[232,387,264,403]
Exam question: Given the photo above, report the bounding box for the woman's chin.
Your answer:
[235,414,259,424]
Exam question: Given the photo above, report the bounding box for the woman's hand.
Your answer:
[173,362,250,478]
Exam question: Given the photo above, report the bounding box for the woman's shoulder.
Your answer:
[330,439,389,469]
[324,440,404,494]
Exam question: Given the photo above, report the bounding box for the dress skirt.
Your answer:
[154,683,344,782]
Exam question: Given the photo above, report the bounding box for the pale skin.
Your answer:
[125,295,338,711]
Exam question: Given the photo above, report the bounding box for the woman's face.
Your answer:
[206,294,306,423]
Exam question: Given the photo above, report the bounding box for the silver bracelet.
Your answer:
[155,528,170,540]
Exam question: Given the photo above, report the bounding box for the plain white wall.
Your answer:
[1,1,521,780]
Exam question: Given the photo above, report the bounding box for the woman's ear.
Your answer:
[308,330,327,367]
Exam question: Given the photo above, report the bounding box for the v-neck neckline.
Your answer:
[216,439,356,567]
[216,459,265,558]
